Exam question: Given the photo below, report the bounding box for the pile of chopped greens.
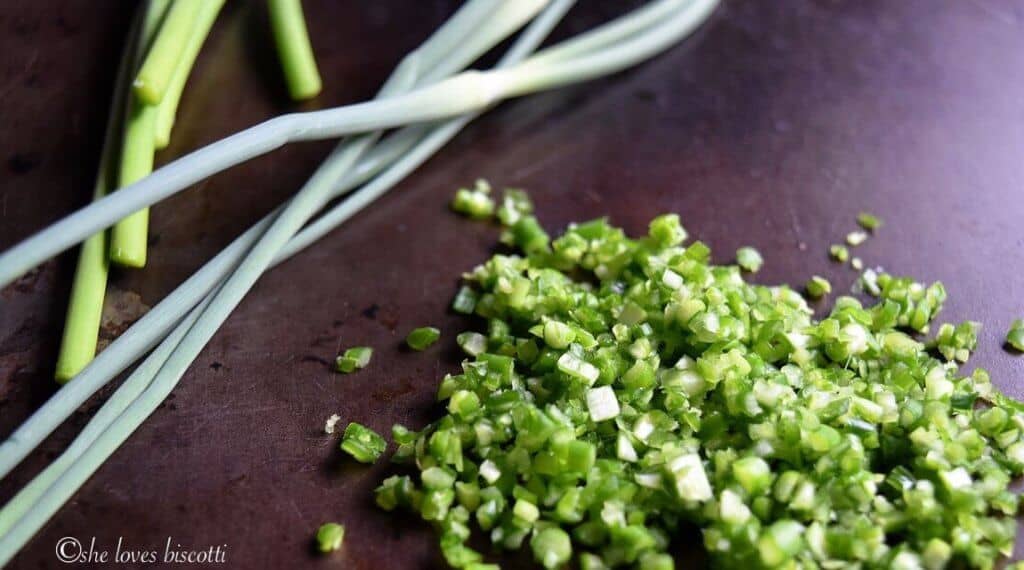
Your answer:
[362,190,1024,569]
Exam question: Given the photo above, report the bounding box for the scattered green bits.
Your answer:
[829,244,849,263]
[1007,319,1024,352]
[365,195,1024,569]
[451,179,495,219]
[334,346,372,373]
[496,188,534,226]
[933,321,981,362]
[507,216,550,255]
[648,213,688,248]
[456,331,487,356]
[857,211,883,231]
[452,285,478,314]
[315,522,345,553]
[846,230,868,246]
[805,275,831,298]
[735,246,763,273]
[340,422,385,463]
[407,326,441,351]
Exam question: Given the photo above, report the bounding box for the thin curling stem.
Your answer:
[0,0,720,290]
[0,0,549,559]
[0,0,716,495]
[0,0,707,482]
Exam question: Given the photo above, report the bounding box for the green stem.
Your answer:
[108,102,157,268]
[54,232,110,383]
[154,0,226,149]
[139,0,174,55]
[54,0,169,382]
[134,0,202,105]
[267,0,322,100]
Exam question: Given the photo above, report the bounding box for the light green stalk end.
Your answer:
[268,0,323,100]
[55,0,170,382]
[109,103,157,268]
[55,232,110,383]
[134,0,203,105]
[154,0,226,149]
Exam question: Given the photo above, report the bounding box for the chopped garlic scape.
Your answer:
[371,192,1024,569]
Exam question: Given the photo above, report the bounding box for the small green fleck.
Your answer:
[1007,319,1024,352]
[531,527,572,568]
[829,244,849,263]
[334,346,372,373]
[340,422,386,463]
[851,257,863,271]
[496,188,534,226]
[648,214,688,248]
[846,231,868,246]
[451,179,495,219]
[933,321,980,362]
[452,286,478,314]
[857,212,883,231]
[316,522,345,553]
[736,247,763,273]
[806,275,832,299]
[407,327,441,351]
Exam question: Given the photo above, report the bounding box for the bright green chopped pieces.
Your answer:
[1007,319,1024,352]
[368,196,1024,569]
[585,385,620,422]
[507,215,550,254]
[648,213,688,248]
[846,230,868,246]
[932,320,980,362]
[758,520,804,566]
[456,331,487,356]
[736,246,763,273]
[334,346,372,373]
[451,179,495,219]
[829,244,849,263]
[315,522,345,553]
[340,422,385,463]
[496,188,534,226]
[805,275,832,298]
[542,320,575,349]
[452,285,478,314]
[857,211,883,231]
[531,527,572,569]
[406,326,441,351]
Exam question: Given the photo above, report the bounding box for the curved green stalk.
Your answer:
[0,124,430,479]
[133,0,202,105]
[0,0,713,493]
[0,0,565,559]
[0,0,719,289]
[0,0,704,470]
[154,0,226,149]
[267,0,322,100]
[55,0,170,381]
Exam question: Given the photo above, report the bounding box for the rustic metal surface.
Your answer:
[2,0,1024,567]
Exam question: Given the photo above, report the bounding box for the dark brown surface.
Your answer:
[2,0,1024,568]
